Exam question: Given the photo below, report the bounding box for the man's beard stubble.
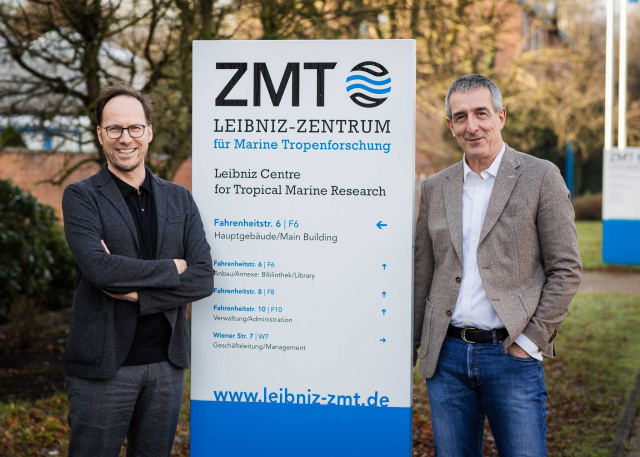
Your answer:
[105,146,147,173]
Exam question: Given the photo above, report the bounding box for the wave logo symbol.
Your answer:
[346,61,391,108]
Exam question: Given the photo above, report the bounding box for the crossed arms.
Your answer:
[98,240,187,303]
[62,184,214,316]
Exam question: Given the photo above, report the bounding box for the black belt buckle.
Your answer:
[461,327,477,344]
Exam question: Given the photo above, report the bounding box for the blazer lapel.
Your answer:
[96,164,141,252]
[479,145,521,245]
[151,171,168,256]
[443,162,464,266]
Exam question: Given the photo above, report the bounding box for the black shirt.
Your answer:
[108,169,172,366]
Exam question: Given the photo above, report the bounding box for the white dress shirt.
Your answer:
[450,143,542,360]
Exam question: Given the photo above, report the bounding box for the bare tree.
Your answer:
[0,0,239,182]
[4,0,634,184]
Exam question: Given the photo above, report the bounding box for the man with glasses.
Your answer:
[62,83,214,456]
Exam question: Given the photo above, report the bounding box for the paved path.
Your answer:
[579,271,640,296]
[628,418,640,457]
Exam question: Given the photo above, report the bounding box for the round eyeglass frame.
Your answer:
[101,124,147,139]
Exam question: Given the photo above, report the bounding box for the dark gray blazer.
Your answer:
[414,145,582,378]
[62,164,214,379]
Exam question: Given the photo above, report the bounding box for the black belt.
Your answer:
[447,325,508,344]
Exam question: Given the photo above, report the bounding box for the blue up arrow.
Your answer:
[382,291,387,297]
[380,338,386,343]
[376,221,387,229]
[382,263,387,270]
[382,309,387,315]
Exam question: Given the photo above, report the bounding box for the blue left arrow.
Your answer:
[376,221,387,229]
[380,338,386,343]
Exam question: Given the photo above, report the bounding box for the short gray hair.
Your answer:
[445,74,503,120]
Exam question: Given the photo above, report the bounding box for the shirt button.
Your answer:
[465,292,469,296]
[464,320,469,324]
[446,310,452,317]
[475,211,479,215]
[472,237,477,243]
[455,276,461,284]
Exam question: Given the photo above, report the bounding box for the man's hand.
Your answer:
[507,342,531,358]
[100,240,138,302]
[173,259,187,275]
[102,289,139,302]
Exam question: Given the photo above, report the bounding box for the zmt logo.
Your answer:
[346,62,391,108]
[215,63,336,107]
[610,151,634,162]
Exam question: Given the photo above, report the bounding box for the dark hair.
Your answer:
[95,82,154,126]
[445,74,503,120]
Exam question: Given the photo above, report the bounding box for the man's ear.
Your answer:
[147,124,153,143]
[97,126,104,146]
[446,118,456,137]
[499,108,507,130]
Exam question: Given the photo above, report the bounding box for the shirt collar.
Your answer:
[108,168,152,198]
[463,142,505,184]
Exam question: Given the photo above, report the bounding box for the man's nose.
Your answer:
[466,115,479,133]
[118,129,134,143]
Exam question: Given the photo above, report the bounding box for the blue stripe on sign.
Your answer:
[346,84,391,94]
[603,219,640,265]
[191,400,412,456]
[346,75,392,86]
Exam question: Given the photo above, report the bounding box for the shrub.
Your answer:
[0,179,75,322]
[572,193,602,221]
[0,125,27,149]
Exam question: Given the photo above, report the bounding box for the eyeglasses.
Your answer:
[101,124,147,139]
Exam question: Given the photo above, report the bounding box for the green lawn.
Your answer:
[0,370,191,457]
[3,293,640,456]
[413,292,640,456]
[576,221,640,272]
[543,293,640,455]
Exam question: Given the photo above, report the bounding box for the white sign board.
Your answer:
[602,147,640,265]
[192,40,416,456]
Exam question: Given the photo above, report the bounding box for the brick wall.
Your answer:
[0,151,192,222]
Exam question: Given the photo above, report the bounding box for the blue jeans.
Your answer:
[425,335,547,457]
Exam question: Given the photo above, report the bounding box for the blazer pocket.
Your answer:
[518,294,531,319]
[166,215,185,239]
[168,215,185,224]
[65,310,106,366]
[420,299,435,359]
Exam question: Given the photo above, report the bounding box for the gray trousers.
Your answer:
[66,361,184,457]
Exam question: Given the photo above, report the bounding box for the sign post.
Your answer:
[602,147,640,265]
[191,40,416,456]
[602,0,639,265]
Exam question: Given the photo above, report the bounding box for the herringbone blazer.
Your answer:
[62,164,214,379]
[413,145,582,379]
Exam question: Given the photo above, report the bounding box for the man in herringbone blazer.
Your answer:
[413,75,582,456]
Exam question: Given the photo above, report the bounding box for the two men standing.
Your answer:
[61,74,580,455]
[62,84,214,456]
[413,75,582,455]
